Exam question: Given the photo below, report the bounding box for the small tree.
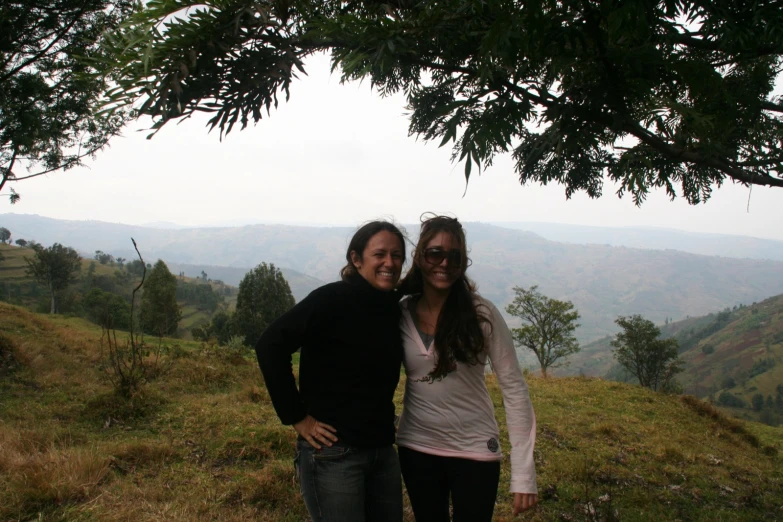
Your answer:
[234,262,294,346]
[0,227,10,244]
[94,250,114,265]
[84,288,132,330]
[611,315,683,392]
[141,260,181,338]
[100,238,152,398]
[506,285,581,378]
[126,259,145,276]
[14,238,26,247]
[24,242,81,313]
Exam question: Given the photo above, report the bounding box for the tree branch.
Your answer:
[8,145,102,182]
[0,8,86,84]
[624,121,783,188]
[0,146,19,193]
[762,100,783,114]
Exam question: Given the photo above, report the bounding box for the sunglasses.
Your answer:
[423,248,463,268]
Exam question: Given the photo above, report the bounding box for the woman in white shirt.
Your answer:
[396,215,538,521]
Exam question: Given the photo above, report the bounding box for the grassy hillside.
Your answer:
[1,303,781,521]
[0,243,125,310]
[0,243,26,277]
[0,243,234,339]
[566,295,783,425]
[6,214,783,343]
[674,296,783,409]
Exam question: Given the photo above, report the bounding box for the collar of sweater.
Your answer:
[344,273,401,307]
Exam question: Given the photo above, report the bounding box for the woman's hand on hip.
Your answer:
[513,493,538,515]
[294,415,338,449]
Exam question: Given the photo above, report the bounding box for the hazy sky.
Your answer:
[3,53,783,240]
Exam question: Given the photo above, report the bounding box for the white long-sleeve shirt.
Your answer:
[396,295,538,494]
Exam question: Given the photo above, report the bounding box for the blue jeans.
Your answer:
[295,439,402,522]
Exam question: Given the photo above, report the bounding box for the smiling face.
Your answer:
[417,231,464,293]
[350,230,404,291]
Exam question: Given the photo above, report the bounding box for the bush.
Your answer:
[759,409,781,427]
[701,344,715,355]
[0,333,18,377]
[717,392,747,408]
[749,358,776,378]
[226,334,249,352]
[84,288,131,330]
[752,393,765,412]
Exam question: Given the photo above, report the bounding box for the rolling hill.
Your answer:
[495,221,783,261]
[568,295,783,425]
[0,243,234,338]
[5,214,783,342]
[163,262,324,303]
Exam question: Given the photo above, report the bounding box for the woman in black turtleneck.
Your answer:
[255,221,406,522]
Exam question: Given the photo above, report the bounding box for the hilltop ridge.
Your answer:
[5,214,783,343]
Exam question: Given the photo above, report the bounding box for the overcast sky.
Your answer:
[2,53,783,240]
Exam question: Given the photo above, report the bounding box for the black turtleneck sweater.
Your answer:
[255,276,403,448]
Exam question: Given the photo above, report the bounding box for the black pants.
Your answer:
[398,446,500,522]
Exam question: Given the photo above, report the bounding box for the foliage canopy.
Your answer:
[234,262,295,346]
[611,314,683,392]
[101,0,783,203]
[506,285,580,377]
[141,260,182,337]
[84,287,132,330]
[0,0,133,204]
[24,242,81,314]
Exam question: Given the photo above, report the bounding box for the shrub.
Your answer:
[749,358,776,378]
[226,334,249,352]
[717,392,747,408]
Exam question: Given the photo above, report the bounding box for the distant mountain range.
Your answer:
[4,213,783,343]
[493,221,783,261]
[164,262,324,303]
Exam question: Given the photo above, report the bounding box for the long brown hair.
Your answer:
[399,215,490,379]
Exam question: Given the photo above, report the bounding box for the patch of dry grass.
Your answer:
[1,302,782,522]
[0,428,111,518]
